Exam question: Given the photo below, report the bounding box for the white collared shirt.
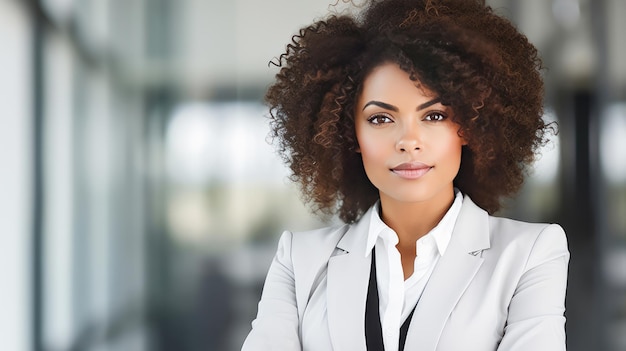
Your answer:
[364,190,463,351]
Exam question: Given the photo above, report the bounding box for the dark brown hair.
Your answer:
[267,0,553,223]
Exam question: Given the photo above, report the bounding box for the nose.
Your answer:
[396,124,421,152]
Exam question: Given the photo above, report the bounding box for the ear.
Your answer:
[457,128,468,146]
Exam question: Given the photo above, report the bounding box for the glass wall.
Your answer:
[28,0,151,350]
[0,2,32,351]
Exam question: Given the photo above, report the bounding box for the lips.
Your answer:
[390,162,432,179]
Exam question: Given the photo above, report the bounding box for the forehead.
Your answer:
[358,62,436,104]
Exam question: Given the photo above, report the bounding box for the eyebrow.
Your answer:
[362,98,442,112]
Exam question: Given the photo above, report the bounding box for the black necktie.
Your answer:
[365,250,385,351]
[365,251,417,351]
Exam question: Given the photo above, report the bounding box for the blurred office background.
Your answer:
[1,0,625,350]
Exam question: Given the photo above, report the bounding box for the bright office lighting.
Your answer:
[601,103,626,183]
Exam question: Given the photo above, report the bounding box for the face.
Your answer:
[354,62,466,207]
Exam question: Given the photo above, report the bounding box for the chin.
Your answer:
[383,193,435,204]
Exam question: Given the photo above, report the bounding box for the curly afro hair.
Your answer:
[266,0,554,223]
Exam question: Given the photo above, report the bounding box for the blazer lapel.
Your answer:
[326,208,374,351]
[404,196,491,350]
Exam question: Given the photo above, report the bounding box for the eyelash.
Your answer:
[424,112,447,121]
[366,112,447,125]
[367,113,393,125]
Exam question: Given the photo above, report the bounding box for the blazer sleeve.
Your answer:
[241,231,302,351]
[497,224,570,351]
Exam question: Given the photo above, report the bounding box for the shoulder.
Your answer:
[487,215,566,246]
[279,223,351,260]
[271,223,352,260]
[291,223,351,245]
[457,195,567,256]
[486,215,569,269]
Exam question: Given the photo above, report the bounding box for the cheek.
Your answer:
[441,138,464,168]
[356,131,387,162]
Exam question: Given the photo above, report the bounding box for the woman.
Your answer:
[243,0,569,350]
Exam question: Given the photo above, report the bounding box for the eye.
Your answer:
[367,113,393,125]
[423,112,447,121]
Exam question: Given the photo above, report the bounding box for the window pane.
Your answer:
[0,2,32,351]
[43,31,76,351]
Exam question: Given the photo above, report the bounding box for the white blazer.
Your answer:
[242,196,569,350]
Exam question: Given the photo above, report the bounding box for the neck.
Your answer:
[379,188,455,252]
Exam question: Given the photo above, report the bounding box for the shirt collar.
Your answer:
[364,189,464,257]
